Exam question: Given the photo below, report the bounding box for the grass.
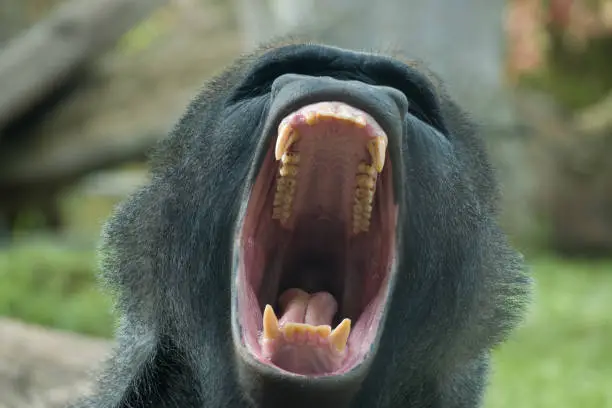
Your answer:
[0,242,114,337]
[0,243,610,407]
[485,256,612,408]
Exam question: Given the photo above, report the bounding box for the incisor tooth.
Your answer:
[305,111,317,125]
[354,115,367,128]
[316,325,332,337]
[279,164,298,177]
[280,323,332,343]
[329,318,351,352]
[367,137,387,173]
[275,128,299,160]
[263,305,280,340]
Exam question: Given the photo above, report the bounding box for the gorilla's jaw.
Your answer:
[233,75,404,380]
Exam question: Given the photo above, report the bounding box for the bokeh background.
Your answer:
[0,0,611,407]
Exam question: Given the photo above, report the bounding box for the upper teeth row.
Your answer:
[274,102,388,172]
[272,153,300,223]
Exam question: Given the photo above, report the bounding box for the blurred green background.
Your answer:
[0,0,611,407]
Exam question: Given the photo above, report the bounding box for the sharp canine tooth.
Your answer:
[263,305,280,340]
[275,128,299,160]
[329,318,351,352]
[367,137,387,173]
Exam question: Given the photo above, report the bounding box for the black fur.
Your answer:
[71,42,532,408]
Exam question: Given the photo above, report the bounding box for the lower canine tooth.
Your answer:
[329,318,351,352]
[263,305,280,340]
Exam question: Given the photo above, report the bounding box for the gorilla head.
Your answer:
[75,42,531,408]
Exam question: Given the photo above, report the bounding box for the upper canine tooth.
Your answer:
[263,305,281,340]
[329,318,351,352]
[275,125,299,160]
[367,136,387,173]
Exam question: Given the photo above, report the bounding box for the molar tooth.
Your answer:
[263,305,280,340]
[275,128,299,160]
[281,152,300,165]
[355,188,370,199]
[356,175,375,189]
[279,164,298,177]
[329,319,351,352]
[367,137,387,173]
[357,163,377,178]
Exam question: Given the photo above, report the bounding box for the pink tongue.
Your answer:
[277,288,338,326]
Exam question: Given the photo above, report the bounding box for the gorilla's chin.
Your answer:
[233,100,400,377]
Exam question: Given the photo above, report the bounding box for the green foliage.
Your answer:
[485,257,612,408]
[0,244,610,406]
[0,243,115,337]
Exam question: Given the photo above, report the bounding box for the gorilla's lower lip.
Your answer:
[234,100,399,377]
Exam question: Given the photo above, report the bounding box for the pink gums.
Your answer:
[236,102,398,376]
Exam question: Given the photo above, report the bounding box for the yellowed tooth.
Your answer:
[316,325,332,337]
[263,305,281,340]
[281,323,333,343]
[275,128,299,160]
[356,174,375,189]
[329,318,351,352]
[354,115,367,128]
[279,164,298,177]
[305,111,318,125]
[357,163,377,178]
[283,324,296,341]
[367,137,387,173]
[281,152,300,165]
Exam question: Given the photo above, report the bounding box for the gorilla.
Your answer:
[71,42,532,408]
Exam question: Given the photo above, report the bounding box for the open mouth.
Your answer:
[235,100,399,377]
